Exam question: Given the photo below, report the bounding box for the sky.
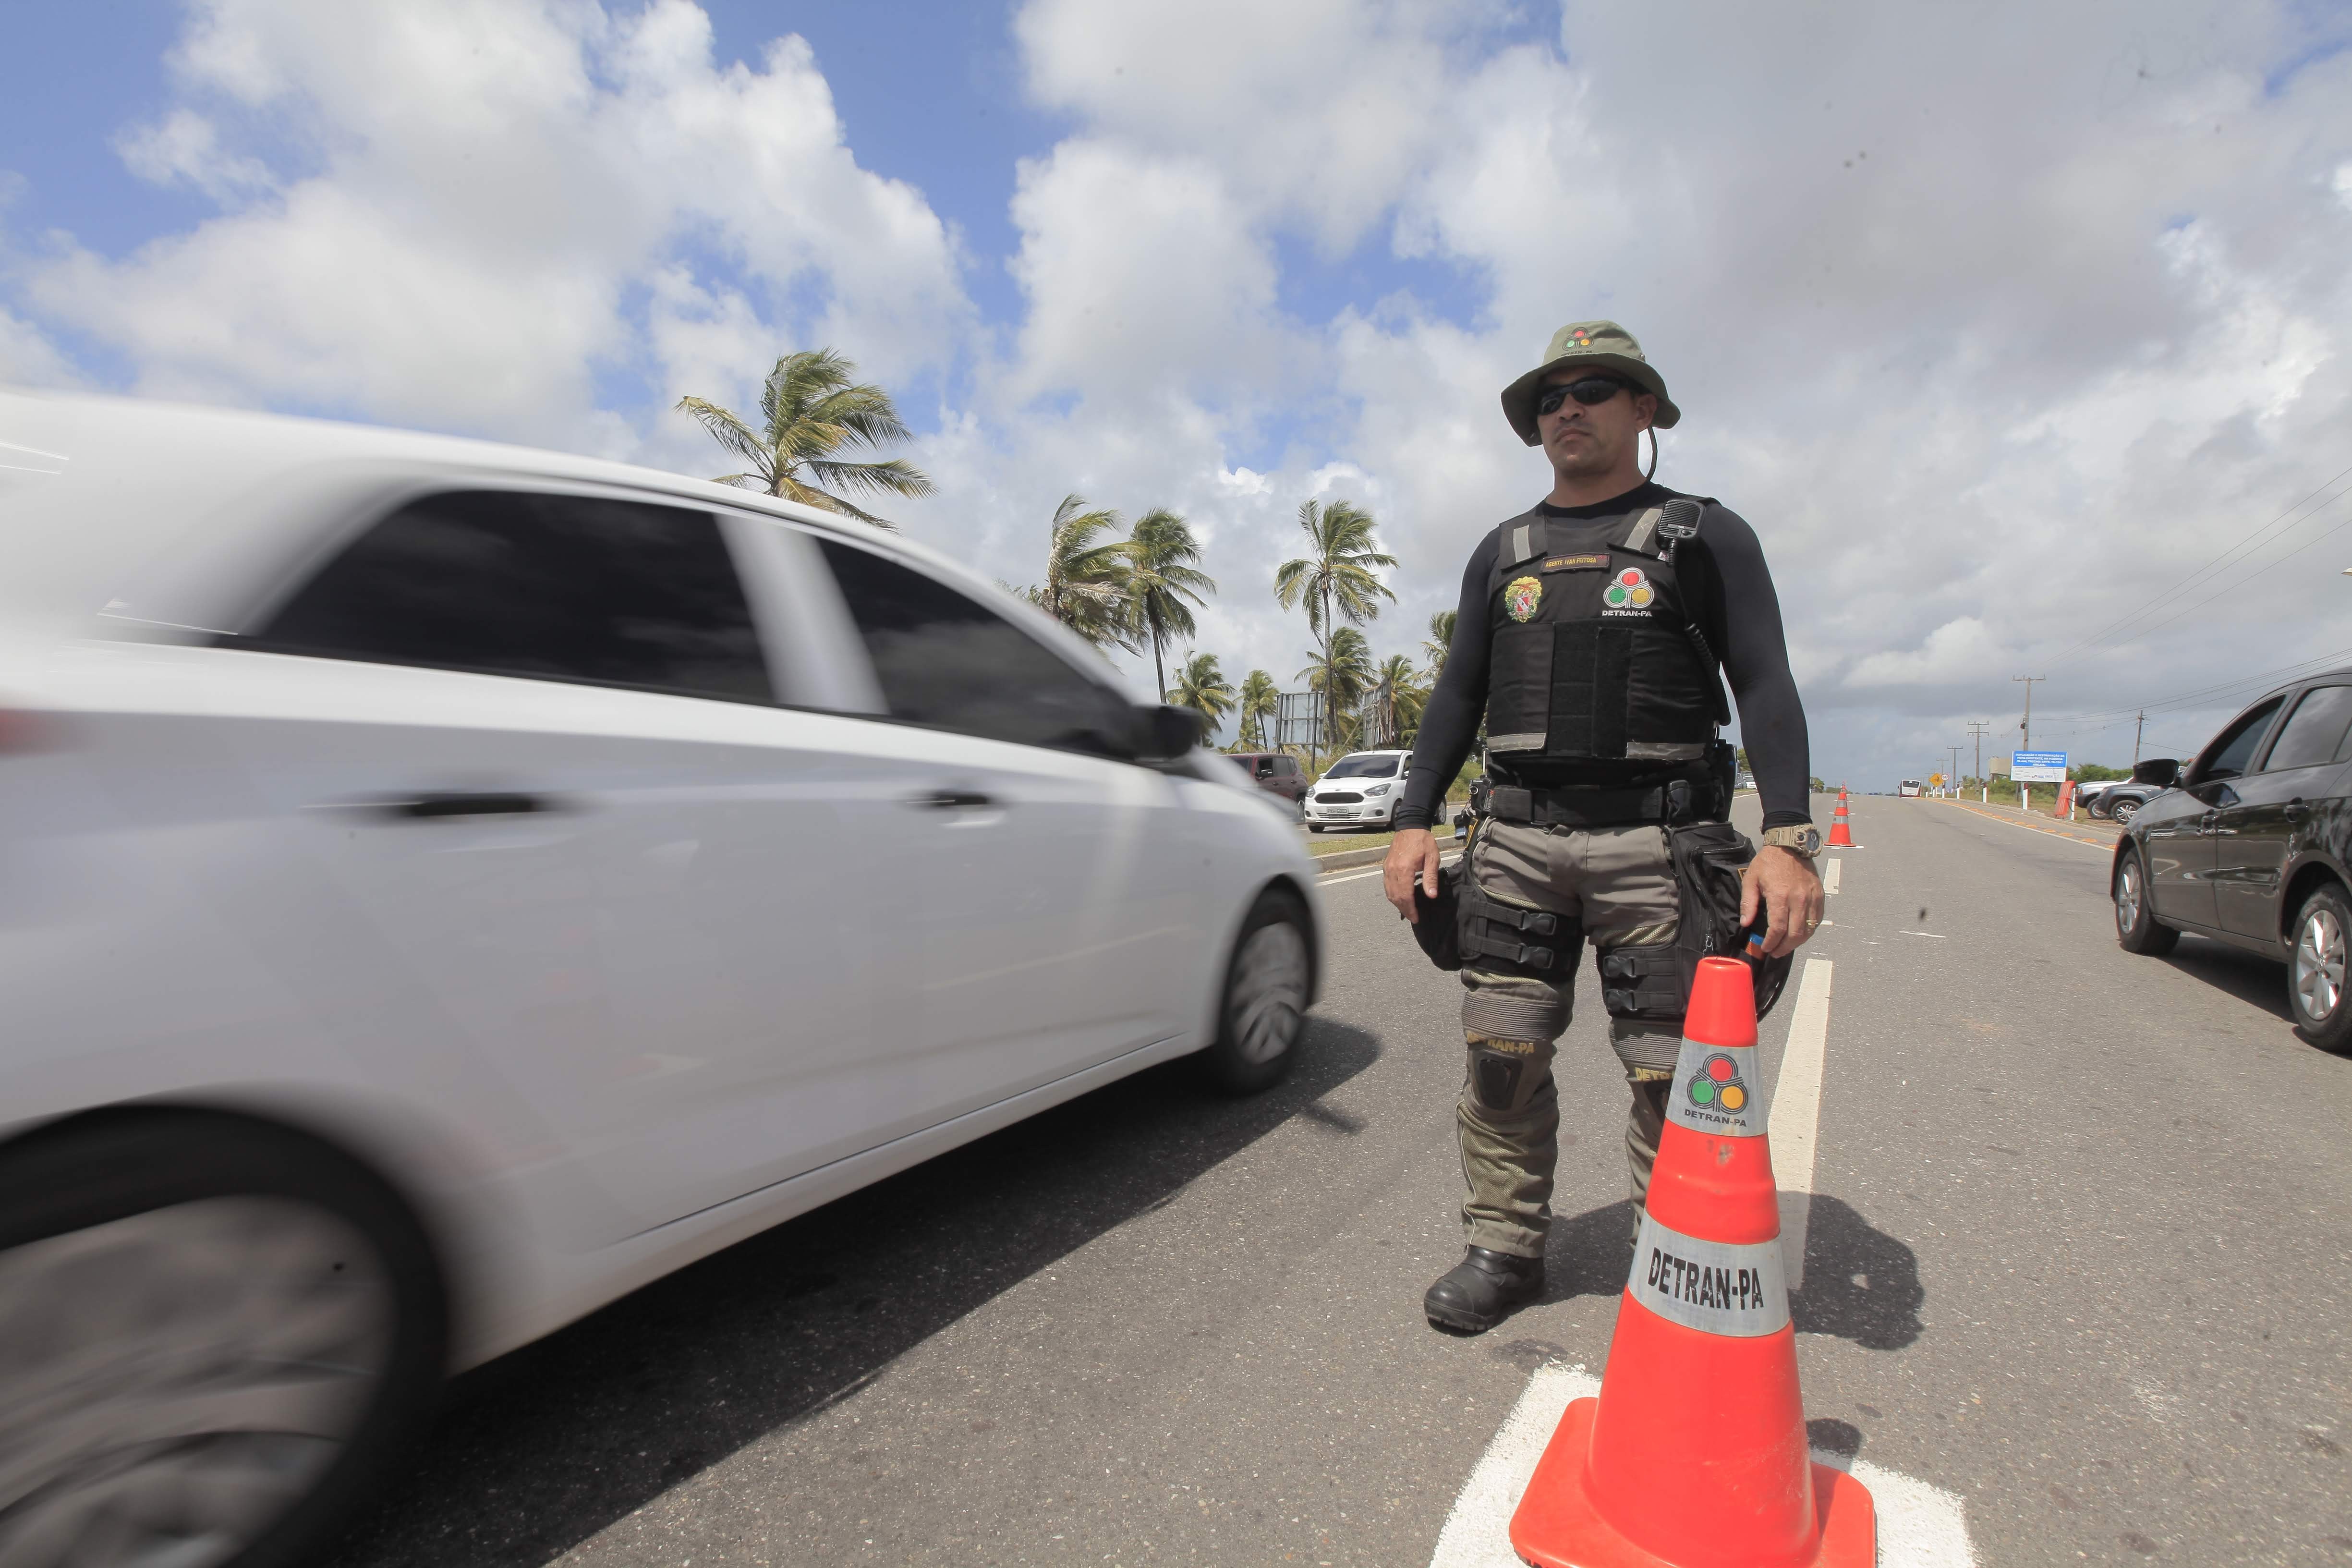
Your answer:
[4,0,2351,787]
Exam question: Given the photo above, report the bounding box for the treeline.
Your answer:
[679,346,1445,761]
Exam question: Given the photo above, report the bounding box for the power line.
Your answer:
[2045,644,2352,726]
[2050,460,2352,659]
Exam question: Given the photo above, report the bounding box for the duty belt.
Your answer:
[1480,778,1724,830]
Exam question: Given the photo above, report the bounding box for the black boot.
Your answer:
[1423,1246,1545,1333]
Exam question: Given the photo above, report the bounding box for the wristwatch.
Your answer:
[1759,824,1823,859]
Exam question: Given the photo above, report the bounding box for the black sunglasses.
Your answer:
[1535,376,1630,415]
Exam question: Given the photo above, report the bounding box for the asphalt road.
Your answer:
[323,796,2351,1567]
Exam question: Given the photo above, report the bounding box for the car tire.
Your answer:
[1308,824,1325,833]
[2289,883,2352,1053]
[2110,797,2140,826]
[0,1112,447,1568]
[2112,848,2178,956]
[1198,888,1313,1094]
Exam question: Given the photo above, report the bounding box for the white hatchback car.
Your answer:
[1302,749,1413,830]
[0,389,1321,1567]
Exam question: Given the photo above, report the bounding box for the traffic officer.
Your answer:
[1383,320,1825,1334]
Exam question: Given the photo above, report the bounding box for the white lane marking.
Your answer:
[1769,958,1834,1289]
[1430,1358,1977,1567]
[1318,851,1459,886]
[1897,930,1947,939]
[1822,858,1842,895]
[1429,1361,1598,1567]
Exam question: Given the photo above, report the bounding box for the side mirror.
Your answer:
[2133,758,2180,788]
[1135,704,1204,761]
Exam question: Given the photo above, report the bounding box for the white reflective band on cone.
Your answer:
[1665,1037,1764,1136]
[1628,1209,1791,1337]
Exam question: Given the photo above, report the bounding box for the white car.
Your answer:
[1302,749,1412,830]
[0,389,1321,1567]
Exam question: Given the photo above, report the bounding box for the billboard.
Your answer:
[2011,750,2068,783]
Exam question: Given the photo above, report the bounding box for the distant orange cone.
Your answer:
[1825,800,1852,848]
[1509,958,1874,1568]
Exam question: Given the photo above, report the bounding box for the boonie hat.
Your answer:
[1500,319,1680,445]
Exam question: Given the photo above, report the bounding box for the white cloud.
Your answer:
[19,0,969,450]
[12,0,2352,777]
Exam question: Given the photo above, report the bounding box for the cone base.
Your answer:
[1509,1400,1875,1568]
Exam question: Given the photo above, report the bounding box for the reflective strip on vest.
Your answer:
[1665,1036,1764,1136]
[1628,1209,1790,1337]
[1624,507,1663,554]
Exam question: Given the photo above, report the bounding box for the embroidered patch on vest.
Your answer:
[1542,552,1610,572]
[1601,566,1655,610]
[1504,575,1543,621]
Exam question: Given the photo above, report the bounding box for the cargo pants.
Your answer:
[1456,817,1687,1259]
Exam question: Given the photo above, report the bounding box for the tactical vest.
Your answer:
[1484,496,1730,767]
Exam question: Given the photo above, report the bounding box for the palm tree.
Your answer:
[1016,495,1136,650]
[675,348,934,526]
[1369,654,1430,748]
[1275,499,1395,756]
[1237,669,1279,750]
[1169,652,1237,731]
[1423,609,1458,678]
[1298,626,1375,753]
[1125,508,1216,700]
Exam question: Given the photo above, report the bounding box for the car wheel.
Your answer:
[1199,888,1313,1094]
[0,1113,446,1568]
[2113,848,2178,956]
[2289,884,2352,1053]
[2110,797,2140,827]
[1308,824,1325,833]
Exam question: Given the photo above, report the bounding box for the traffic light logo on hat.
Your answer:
[1603,566,1654,609]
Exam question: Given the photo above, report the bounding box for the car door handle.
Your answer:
[908,789,996,811]
[383,791,553,820]
[2286,799,2310,822]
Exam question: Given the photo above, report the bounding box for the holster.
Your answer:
[1663,819,1793,1021]
[1410,864,1578,978]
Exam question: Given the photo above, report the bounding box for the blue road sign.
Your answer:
[2011,750,2068,783]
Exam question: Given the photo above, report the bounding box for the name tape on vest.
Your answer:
[1628,1210,1791,1337]
[1666,1038,1764,1136]
[1542,552,1611,572]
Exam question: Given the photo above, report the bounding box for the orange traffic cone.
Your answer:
[1509,958,1874,1568]
[1825,801,1853,848]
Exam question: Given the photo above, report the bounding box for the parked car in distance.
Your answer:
[2110,670,2352,1051]
[2087,758,2180,825]
[1227,750,1306,810]
[1303,749,1413,831]
[0,388,1327,1568]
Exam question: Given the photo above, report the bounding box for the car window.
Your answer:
[1325,754,1401,779]
[2261,685,2352,774]
[816,537,1133,754]
[2198,697,2284,782]
[245,489,772,703]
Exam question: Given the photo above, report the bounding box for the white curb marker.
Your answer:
[1428,1360,1976,1567]
[1769,957,1834,1288]
[1822,857,1842,896]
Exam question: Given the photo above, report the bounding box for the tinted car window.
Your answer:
[2199,697,2284,781]
[2261,685,2352,774]
[817,538,1132,754]
[1325,754,1401,779]
[248,490,772,703]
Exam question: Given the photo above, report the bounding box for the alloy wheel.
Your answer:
[0,1197,395,1568]
[1228,922,1310,1066]
[2114,859,2142,939]
[2295,905,2347,1023]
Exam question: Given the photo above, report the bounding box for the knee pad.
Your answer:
[1599,942,1685,1023]
[1465,1033,1549,1115]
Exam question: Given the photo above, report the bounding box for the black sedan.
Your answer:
[2110,671,2352,1051]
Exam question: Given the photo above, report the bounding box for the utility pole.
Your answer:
[1948,746,1962,796]
[2013,675,2045,751]
[1967,719,1990,784]
[2133,710,2146,766]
